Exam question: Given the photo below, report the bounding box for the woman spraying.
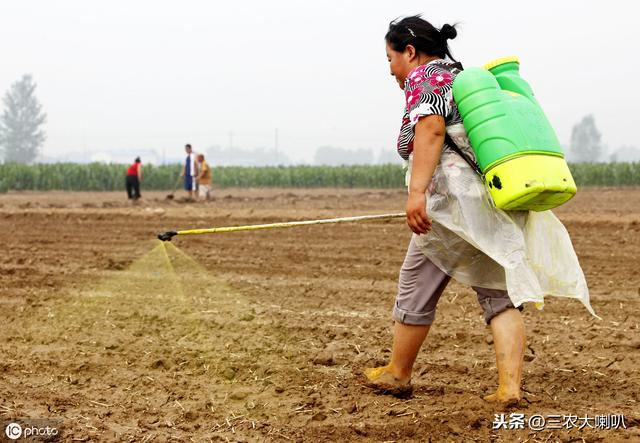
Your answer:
[365,16,593,402]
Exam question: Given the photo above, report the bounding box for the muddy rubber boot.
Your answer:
[363,365,413,398]
[483,365,523,405]
[484,347,524,405]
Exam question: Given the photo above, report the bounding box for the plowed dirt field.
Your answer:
[1,188,639,442]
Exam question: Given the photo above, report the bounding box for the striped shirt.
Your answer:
[397,59,464,160]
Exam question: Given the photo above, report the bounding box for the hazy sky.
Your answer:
[1,0,638,163]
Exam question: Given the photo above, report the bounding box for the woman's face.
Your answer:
[386,42,412,90]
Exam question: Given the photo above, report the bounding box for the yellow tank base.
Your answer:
[484,154,577,212]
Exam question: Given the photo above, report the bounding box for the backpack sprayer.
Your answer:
[157,212,406,241]
[452,56,576,211]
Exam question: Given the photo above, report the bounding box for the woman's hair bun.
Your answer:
[440,23,457,40]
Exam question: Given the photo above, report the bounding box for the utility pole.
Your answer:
[82,122,87,163]
[274,128,279,165]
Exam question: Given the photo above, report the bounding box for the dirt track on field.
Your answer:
[1,188,639,442]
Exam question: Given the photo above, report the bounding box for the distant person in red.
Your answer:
[125,157,142,200]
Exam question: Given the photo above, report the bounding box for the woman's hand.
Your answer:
[406,190,431,235]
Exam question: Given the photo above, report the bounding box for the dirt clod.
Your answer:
[312,352,335,366]
[222,368,236,380]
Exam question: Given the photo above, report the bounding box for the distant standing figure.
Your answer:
[125,157,142,200]
[180,144,198,199]
[196,153,212,200]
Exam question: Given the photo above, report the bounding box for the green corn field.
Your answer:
[0,162,638,193]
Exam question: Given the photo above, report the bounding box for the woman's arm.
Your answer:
[138,164,142,182]
[406,114,446,235]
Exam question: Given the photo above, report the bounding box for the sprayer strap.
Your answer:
[444,132,483,176]
[438,61,482,176]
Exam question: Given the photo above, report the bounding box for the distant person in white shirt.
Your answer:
[180,144,198,199]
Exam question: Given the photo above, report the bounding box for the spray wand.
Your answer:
[157,212,405,241]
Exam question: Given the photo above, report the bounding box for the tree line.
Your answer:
[1,161,639,194]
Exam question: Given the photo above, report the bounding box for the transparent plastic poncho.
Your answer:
[407,124,595,316]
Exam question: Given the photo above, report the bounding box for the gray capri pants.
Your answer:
[393,238,521,325]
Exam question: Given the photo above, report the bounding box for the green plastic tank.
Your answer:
[452,56,576,211]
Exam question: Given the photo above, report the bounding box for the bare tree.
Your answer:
[0,74,47,163]
[569,114,602,162]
